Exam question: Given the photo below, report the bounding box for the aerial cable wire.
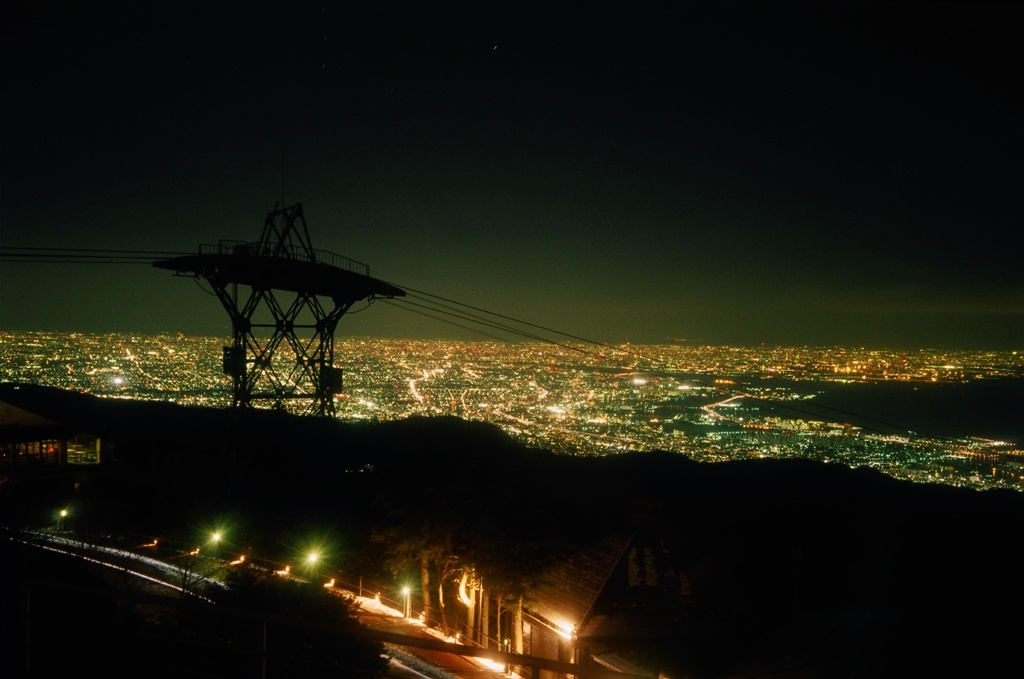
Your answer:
[0,244,951,443]
[395,297,603,355]
[384,298,595,354]
[393,294,579,346]
[386,284,693,369]
[6,247,632,357]
[0,245,190,253]
[0,246,191,264]
[385,283,619,353]
[398,291,620,360]
[0,255,172,264]
[381,300,522,343]
[0,246,191,255]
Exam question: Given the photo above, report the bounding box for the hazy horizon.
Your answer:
[3,3,1021,350]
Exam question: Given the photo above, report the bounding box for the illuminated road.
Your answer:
[9,529,222,600]
[703,393,748,423]
[8,529,519,679]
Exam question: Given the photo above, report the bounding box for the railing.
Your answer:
[199,240,370,276]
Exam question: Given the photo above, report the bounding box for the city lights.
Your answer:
[2,331,1022,491]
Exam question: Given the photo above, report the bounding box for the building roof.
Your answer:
[525,531,634,636]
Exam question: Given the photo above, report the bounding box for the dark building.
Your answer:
[1,386,103,472]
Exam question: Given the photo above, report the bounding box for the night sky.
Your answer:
[2,1,1021,349]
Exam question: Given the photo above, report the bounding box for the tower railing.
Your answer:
[199,240,370,276]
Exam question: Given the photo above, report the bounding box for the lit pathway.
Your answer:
[340,590,519,679]
[8,529,645,679]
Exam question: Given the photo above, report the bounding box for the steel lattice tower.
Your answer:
[154,203,404,416]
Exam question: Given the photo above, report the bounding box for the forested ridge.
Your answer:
[3,382,1023,677]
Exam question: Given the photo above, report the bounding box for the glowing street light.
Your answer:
[402,586,411,618]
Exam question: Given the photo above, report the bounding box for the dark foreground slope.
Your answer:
[3,383,1023,678]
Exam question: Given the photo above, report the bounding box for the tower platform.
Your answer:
[153,203,403,416]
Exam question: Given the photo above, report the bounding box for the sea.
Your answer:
[741,376,1024,445]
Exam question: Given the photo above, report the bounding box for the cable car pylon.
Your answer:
[154,203,404,416]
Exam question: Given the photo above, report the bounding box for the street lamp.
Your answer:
[207,530,224,558]
[402,586,411,618]
[305,550,320,577]
[58,508,68,531]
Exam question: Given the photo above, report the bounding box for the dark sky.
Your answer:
[2,1,1021,349]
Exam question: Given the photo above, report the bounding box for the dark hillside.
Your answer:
[3,383,1022,677]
